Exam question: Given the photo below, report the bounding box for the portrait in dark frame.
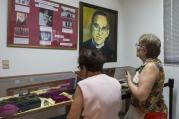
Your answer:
[79,2,118,62]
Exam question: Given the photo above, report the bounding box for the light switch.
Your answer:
[2,60,10,69]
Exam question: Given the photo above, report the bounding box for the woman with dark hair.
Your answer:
[124,34,167,119]
[67,48,122,119]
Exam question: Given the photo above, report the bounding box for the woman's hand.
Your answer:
[125,70,132,82]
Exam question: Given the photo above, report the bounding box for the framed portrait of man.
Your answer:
[79,2,118,62]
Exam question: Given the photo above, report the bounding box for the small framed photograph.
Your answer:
[79,2,118,62]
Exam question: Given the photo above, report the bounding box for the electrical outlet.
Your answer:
[2,60,10,69]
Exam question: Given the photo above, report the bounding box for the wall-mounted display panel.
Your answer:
[8,0,78,50]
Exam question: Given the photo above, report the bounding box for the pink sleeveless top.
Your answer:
[78,74,122,119]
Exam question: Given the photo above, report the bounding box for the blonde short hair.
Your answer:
[139,33,161,58]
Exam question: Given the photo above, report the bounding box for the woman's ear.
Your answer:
[82,66,87,72]
[143,48,147,55]
[82,66,89,77]
[78,65,88,79]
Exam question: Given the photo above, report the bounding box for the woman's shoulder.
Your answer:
[141,62,160,77]
[145,58,162,69]
[144,62,159,70]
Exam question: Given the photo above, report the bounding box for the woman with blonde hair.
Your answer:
[125,34,167,119]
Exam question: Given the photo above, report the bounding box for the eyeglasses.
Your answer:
[135,43,145,48]
[93,23,109,34]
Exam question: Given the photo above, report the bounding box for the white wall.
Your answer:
[0,0,125,77]
[1,0,178,118]
[121,0,178,118]
[121,0,164,67]
[0,0,124,119]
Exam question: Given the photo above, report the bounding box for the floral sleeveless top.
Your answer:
[131,59,168,113]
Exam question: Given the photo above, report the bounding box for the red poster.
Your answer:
[8,0,78,50]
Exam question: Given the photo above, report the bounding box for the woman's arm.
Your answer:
[67,86,83,119]
[126,62,159,101]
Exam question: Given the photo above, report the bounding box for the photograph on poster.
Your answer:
[16,12,27,26]
[40,31,52,45]
[61,6,75,33]
[62,20,73,29]
[79,2,118,62]
[14,27,29,37]
[40,31,51,41]
[15,0,30,6]
[61,8,75,19]
[39,8,53,27]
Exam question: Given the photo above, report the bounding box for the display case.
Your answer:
[75,66,136,81]
[0,71,77,118]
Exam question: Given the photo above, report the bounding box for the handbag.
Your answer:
[144,112,167,119]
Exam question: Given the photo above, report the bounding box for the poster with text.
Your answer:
[8,0,78,50]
